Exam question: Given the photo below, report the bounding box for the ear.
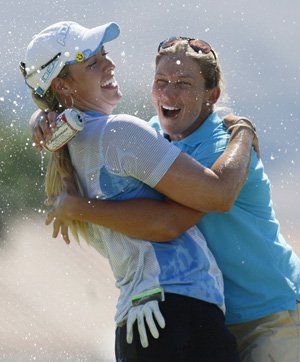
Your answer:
[51,77,72,96]
[206,86,221,106]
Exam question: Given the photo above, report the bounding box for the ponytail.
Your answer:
[45,146,89,243]
[32,65,89,244]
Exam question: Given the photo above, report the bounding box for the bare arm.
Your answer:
[155,125,254,212]
[45,121,255,243]
[43,113,255,242]
[45,183,204,243]
[31,109,204,242]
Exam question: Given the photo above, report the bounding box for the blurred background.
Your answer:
[1,0,299,360]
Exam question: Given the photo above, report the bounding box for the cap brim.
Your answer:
[67,22,120,64]
[100,22,120,43]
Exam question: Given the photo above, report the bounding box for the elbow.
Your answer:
[220,200,234,213]
[155,228,183,242]
[210,196,235,213]
[164,227,184,241]
[152,223,185,242]
[214,186,238,213]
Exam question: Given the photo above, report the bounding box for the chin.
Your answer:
[160,124,176,136]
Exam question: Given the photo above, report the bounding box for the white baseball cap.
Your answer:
[20,21,120,96]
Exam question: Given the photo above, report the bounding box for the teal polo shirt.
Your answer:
[149,112,300,325]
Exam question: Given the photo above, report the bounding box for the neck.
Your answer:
[169,109,213,142]
[73,99,115,116]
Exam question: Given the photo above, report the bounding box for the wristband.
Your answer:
[232,118,256,131]
[131,288,165,307]
[227,123,257,140]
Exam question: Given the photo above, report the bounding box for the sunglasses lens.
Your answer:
[189,40,211,54]
[159,37,180,51]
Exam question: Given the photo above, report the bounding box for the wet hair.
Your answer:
[31,65,88,243]
[155,40,230,112]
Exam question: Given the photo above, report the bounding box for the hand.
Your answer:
[223,114,246,129]
[224,114,260,159]
[30,110,58,151]
[126,300,166,348]
[251,133,260,159]
[44,177,78,244]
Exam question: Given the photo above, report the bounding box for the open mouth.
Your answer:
[161,105,181,118]
[101,76,118,89]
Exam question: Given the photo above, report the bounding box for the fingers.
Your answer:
[48,111,58,129]
[44,198,56,226]
[223,115,254,130]
[37,115,51,136]
[152,302,166,329]
[44,196,56,206]
[31,124,46,152]
[137,309,148,348]
[45,203,70,244]
[144,301,165,341]
[40,112,58,140]
[126,319,134,344]
[42,121,53,141]
[144,305,159,339]
[45,208,55,226]
[52,217,61,238]
[223,114,240,123]
[126,325,134,345]
[61,224,71,244]
[253,137,261,160]
[223,114,241,128]
[31,111,58,151]
[46,214,70,245]
[126,308,138,344]
[126,302,165,348]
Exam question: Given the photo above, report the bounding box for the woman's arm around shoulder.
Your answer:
[155,123,256,212]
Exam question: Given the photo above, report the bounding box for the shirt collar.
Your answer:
[83,110,106,118]
[174,112,222,146]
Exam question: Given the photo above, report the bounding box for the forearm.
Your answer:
[210,126,253,209]
[64,195,204,242]
[155,126,254,212]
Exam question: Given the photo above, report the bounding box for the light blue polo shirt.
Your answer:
[149,112,300,325]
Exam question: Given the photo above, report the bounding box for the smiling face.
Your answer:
[152,52,217,141]
[60,47,122,115]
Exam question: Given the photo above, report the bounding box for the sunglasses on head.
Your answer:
[158,37,217,60]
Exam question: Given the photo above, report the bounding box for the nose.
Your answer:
[103,56,115,73]
[161,82,179,99]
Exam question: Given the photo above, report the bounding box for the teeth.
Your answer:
[162,105,180,111]
[102,76,116,87]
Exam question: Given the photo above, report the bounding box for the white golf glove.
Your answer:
[126,300,166,348]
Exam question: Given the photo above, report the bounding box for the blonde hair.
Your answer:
[155,40,231,113]
[32,65,88,243]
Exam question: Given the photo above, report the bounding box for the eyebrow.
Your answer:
[155,72,194,79]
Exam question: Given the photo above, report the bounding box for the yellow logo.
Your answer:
[76,52,84,62]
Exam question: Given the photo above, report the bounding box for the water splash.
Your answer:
[40,151,45,177]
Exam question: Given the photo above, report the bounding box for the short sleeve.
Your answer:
[192,135,228,168]
[101,114,181,187]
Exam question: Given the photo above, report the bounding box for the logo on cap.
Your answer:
[57,24,70,46]
[76,52,84,62]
